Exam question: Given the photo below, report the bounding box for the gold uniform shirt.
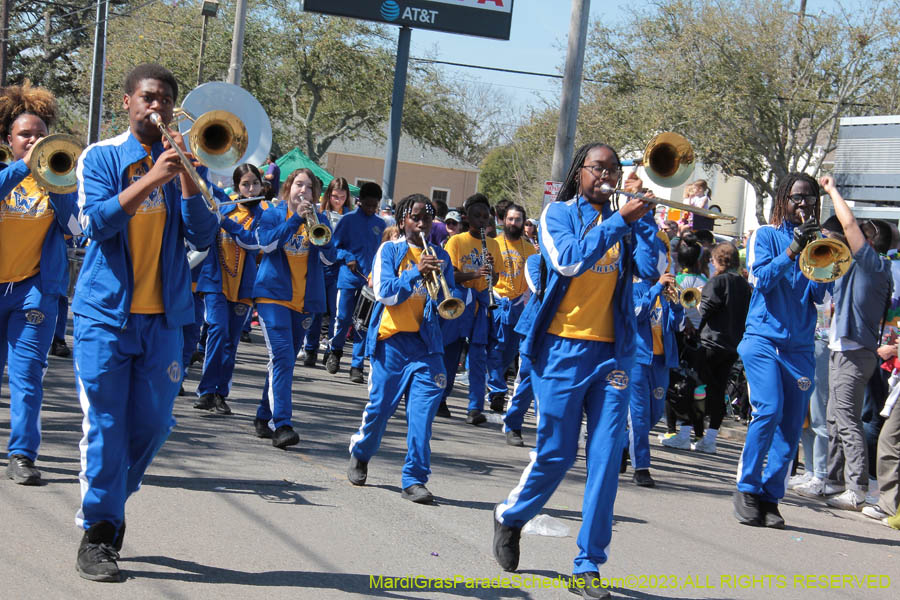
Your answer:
[219,204,254,304]
[445,232,503,293]
[547,215,619,342]
[377,245,427,340]
[258,211,309,313]
[127,149,167,314]
[493,234,537,299]
[0,175,55,283]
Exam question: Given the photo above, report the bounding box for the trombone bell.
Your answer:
[799,237,852,282]
[643,132,695,189]
[188,110,248,171]
[29,134,84,194]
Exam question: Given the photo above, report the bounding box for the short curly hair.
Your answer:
[0,80,57,138]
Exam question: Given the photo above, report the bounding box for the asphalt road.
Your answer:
[1,329,897,599]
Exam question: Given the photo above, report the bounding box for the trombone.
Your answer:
[608,132,737,222]
[28,134,84,194]
[419,232,465,319]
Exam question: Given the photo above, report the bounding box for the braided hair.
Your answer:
[770,172,819,227]
[555,142,622,205]
[0,80,57,139]
[396,193,434,226]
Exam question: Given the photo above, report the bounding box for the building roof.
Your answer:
[326,132,480,172]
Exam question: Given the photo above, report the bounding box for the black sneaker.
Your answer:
[760,499,786,529]
[401,483,434,504]
[190,350,204,366]
[193,393,216,411]
[466,410,487,425]
[254,418,273,439]
[632,469,655,488]
[569,571,611,599]
[50,338,71,357]
[489,393,506,413]
[272,425,299,449]
[213,394,232,415]
[76,522,122,582]
[240,331,252,343]
[6,454,41,485]
[505,429,525,447]
[492,504,521,572]
[325,349,342,374]
[349,367,365,384]
[733,490,763,526]
[302,351,317,367]
[620,447,629,474]
[435,401,452,418]
[347,456,368,486]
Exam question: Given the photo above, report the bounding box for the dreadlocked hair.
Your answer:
[770,172,819,227]
[555,142,621,206]
[0,80,57,138]
[396,193,434,225]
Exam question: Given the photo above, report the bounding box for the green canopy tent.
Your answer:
[274,147,360,197]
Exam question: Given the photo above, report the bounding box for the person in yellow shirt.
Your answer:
[486,203,537,416]
[441,193,501,424]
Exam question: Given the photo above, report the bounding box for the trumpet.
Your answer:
[662,282,701,308]
[149,112,219,212]
[26,134,84,194]
[419,232,465,320]
[304,206,332,246]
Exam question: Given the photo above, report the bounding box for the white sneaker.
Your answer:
[659,433,691,449]
[691,436,717,454]
[823,482,846,496]
[788,471,813,490]
[862,505,890,520]
[826,489,866,511]
[794,477,825,498]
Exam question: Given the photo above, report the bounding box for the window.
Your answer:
[431,187,450,205]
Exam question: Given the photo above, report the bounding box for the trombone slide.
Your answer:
[599,184,737,222]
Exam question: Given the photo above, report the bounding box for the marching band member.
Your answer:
[0,82,80,485]
[253,168,334,449]
[486,203,537,413]
[442,193,502,425]
[492,143,658,599]
[193,164,264,414]
[347,193,453,504]
[73,63,218,581]
[628,231,684,487]
[733,172,830,528]
[325,182,385,382]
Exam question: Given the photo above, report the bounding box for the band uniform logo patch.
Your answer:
[797,377,812,391]
[25,309,45,325]
[234,304,249,316]
[167,360,182,383]
[653,386,666,400]
[606,369,629,390]
[302,316,313,330]
[373,226,383,237]
[433,373,447,389]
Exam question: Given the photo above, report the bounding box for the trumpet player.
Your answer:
[72,64,218,582]
[0,81,81,486]
[347,194,455,504]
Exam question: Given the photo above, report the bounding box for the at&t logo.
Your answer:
[381,1,400,21]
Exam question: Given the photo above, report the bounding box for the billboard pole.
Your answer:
[382,25,411,207]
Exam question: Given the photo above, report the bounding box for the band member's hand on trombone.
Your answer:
[619,171,656,223]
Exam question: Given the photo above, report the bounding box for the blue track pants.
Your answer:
[628,356,669,470]
[257,303,311,430]
[497,335,630,574]
[181,291,205,380]
[74,313,181,531]
[737,335,814,503]
[328,286,365,368]
[198,292,248,397]
[487,315,521,397]
[503,352,535,432]
[304,277,336,353]
[349,332,445,488]
[55,294,68,339]
[1,275,57,461]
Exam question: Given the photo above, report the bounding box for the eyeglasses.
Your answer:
[581,165,621,178]
[788,194,818,205]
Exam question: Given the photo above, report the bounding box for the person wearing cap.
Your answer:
[445,210,462,240]
[524,218,539,250]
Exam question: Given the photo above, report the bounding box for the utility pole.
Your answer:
[381,26,411,206]
[226,0,248,86]
[0,0,10,87]
[549,0,591,185]
[87,0,109,145]
[197,1,219,86]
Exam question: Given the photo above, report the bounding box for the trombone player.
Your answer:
[0,81,81,486]
[72,63,218,582]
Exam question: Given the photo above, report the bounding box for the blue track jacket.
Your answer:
[73,130,219,328]
[332,208,386,289]
[196,199,264,300]
[633,232,683,367]
[0,160,81,300]
[365,238,456,358]
[252,201,335,314]
[744,222,831,352]
[515,196,659,361]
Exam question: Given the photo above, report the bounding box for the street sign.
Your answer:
[303,0,514,40]
[543,180,562,207]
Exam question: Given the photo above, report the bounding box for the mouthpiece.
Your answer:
[600,183,616,194]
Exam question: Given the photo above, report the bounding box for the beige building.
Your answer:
[325,134,480,208]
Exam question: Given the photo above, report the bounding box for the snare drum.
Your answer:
[67,248,86,297]
[352,286,377,334]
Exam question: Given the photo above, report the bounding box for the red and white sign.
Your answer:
[543,180,562,206]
